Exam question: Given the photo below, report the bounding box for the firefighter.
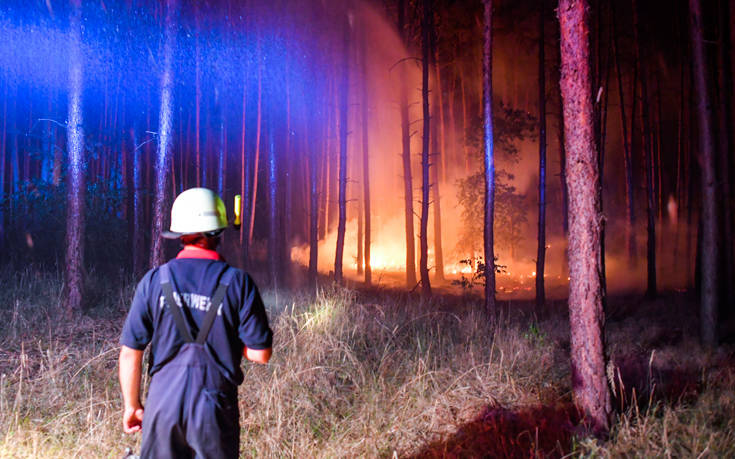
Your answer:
[119,187,273,458]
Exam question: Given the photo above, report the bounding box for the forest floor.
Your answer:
[0,266,734,458]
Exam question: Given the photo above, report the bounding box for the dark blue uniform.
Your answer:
[120,249,272,458]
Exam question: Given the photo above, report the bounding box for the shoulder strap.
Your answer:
[159,264,195,343]
[195,267,236,344]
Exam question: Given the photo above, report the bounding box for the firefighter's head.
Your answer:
[163,187,227,245]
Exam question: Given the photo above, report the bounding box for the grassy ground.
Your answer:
[0,267,733,458]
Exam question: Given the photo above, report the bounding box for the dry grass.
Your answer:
[0,267,733,458]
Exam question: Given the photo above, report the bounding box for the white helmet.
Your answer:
[162,187,228,239]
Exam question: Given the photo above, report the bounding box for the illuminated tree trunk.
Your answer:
[482,0,496,315]
[612,5,636,264]
[248,56,263,247]
[419,0,433,298]
[431,27,444,283]
[267,114,279,289]
[308,109,320,290]
[217,90,226,198]
[559,111,568,238]
[334,15,350,284]
[284,76,293,256]
[632,0,657,299]
[398,0,417,288]
[239,77,249,264]
[65,0,85,314]
[195,5,201,187]
[596,4,611,307]
[41,94,55,184]
[131,127,145,277]
[360,30,372,285]
[536,0,547,309]
[319,77,335,242]
[689,0,720,347]
[150,0,178,268]
[558,0,611,435]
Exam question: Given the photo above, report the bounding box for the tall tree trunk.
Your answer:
[558,0,611,435]
[598,10,612,309]
[65,0,86,314]
[150,0,178,268]
[612,5,637,264]
[431,23,445,283]
[360,29,372,285]
[217,90,226,198]
[268,113,279,289]
[319,108,332,241]
[483,0,496,315]
[240,78,249,262]
[248,58,263,247]
[334,15,350,284]
[419,0,433,298]
[398,0,417,288]
[41,94,55,184]
[689,0,720,347]
[284,75,293,263]
[633,0,657,298]
[195,7,201,187]
[536,0,547,309]
[559,109,568,238]
[308,108,320,291]
[131,127,145,277]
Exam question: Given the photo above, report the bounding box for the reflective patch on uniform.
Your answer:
[159,293,223,315]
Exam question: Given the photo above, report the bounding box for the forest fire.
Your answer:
[1,0,734,456]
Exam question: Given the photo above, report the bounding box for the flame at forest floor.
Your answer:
[290,220,691,301]
[289,218,575,298]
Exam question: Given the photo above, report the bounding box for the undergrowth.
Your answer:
[0,267,733,457]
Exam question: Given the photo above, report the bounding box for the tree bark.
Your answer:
[431,20,445,283]
[632,0,657,298]
[308,109,320,291]
[360,29,372,285]
[483,0,496,315]
[398,0,417,288]
[419,0,433,298]
[131,127,145,277]
[65,0,86,314]
[558,0,611,435]
[150,0,178,268]
[536,0,547,309]
[334,14,350,284]
[689,0,720,347]
[248,57,263,248]
[267,113,279,289]
[239,77,248,258]
[217,91,226,198]
[195,6,201,187]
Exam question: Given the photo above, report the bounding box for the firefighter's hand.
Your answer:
[122,405,144,433]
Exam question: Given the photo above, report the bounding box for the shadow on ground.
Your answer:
[408,403,578,459]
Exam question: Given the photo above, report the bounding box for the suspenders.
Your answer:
[159,263,235,344]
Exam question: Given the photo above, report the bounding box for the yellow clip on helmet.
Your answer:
[162,187,228,239]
